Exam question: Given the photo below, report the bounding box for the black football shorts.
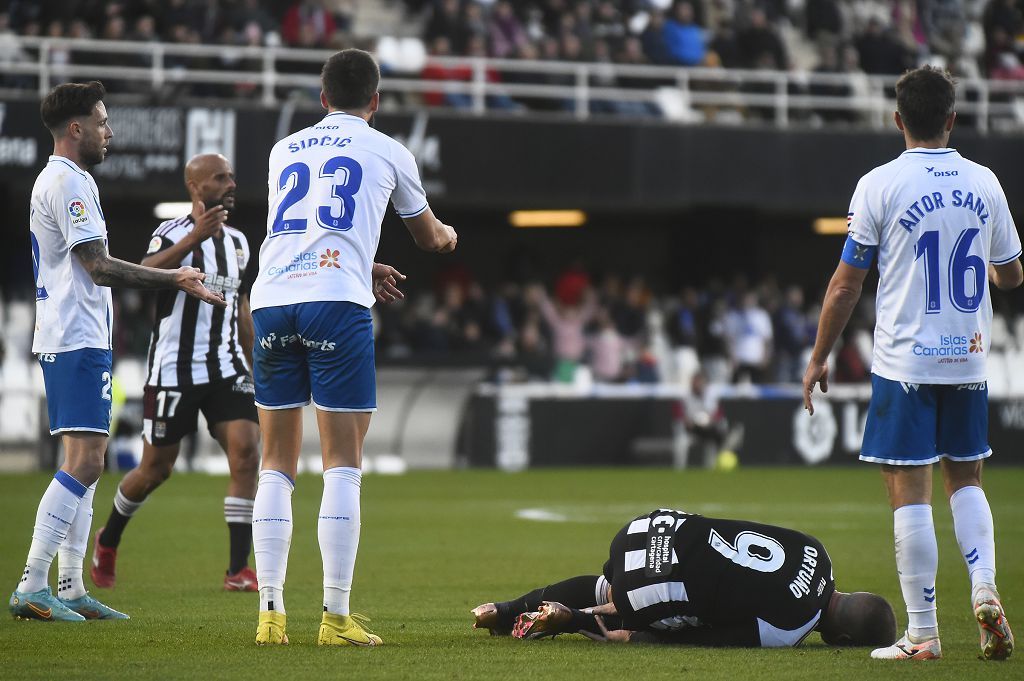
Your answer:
[142,374,258,446]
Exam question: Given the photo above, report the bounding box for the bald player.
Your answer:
[91,153,265,591]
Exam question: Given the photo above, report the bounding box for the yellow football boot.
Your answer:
[317,612,382,647]
[255,611,288,645]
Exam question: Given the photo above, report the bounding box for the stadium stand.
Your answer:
[1,1,1024,127]
[2,1,1023,468]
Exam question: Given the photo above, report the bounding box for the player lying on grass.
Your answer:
[472,508,896,648]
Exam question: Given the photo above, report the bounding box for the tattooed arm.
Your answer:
[73,239,226,307]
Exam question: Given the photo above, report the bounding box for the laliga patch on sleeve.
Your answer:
[67,198,90,225]
[147,236,164,254]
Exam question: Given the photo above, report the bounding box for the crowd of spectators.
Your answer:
[4,265,1023,392]
[85,264,1018,388]
[1,1,1023,122]
[0,0,354,97]
[412,0,1022,76]
[0,1,352,49]
[408,0,1024,118]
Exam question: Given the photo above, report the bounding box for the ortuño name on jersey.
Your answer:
[897,188,990,231]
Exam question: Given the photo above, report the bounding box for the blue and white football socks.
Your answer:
[949,485,998,590]
[19,472,87,593]
[893,504,939,641]
[319,467,361,616]
[57,482,96,601]
[253,470,293,615]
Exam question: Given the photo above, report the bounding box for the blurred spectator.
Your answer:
[281,0,336,47]
[809,42,856,124]
[920,0,966,61]
[856,17,913,74]
[641,10,674,65]
[425,0,468,53]
[663,1,706,66]
[737,7,788,70]
[698,298,732,384]
[806,0,844,41]
[592,1,625,46]
[528,282,597,382]
[516,316,554,381]
[773,286,808,383]
[676,370,729,467]
[422,35,474,108]
[489,1,527,59]
[725,291,773,383]
[589,307,627,381]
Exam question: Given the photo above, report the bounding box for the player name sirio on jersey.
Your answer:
[898,189,991,230]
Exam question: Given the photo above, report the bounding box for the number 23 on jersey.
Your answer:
[270,156,363,236]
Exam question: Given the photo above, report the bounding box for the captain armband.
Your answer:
[840,236,877,269]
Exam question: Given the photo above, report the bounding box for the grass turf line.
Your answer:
[1,467,1020,680]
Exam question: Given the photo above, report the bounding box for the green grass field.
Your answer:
[1,467,1020,680]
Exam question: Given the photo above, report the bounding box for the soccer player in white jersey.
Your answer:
[10,81,225,622]
[249,49,457,646]
[91,154,263,593]
[803,66,1022,661]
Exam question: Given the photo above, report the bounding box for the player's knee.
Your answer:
[141,459,174,486]
[73,459,104,487]
[231,441,261,476]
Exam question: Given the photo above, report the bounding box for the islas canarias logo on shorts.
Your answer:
[319,249,340,268]
[67,198,89,225]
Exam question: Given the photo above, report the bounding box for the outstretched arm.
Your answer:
[402,207,457,253]
[802,261,868,415]
[73,239,226,307]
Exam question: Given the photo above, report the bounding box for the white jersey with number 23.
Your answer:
[250,112,428,312]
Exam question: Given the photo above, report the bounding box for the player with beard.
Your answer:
[10,81,224,622]
[91,154,264,592]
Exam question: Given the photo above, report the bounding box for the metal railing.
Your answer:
[4,36,1024,132]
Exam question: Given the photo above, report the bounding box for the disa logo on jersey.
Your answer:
[67,198,89,225]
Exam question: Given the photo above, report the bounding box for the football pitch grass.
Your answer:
[1,467,1021,681]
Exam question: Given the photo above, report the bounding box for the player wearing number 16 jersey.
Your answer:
[249,49,457,647]
[804,66,1022,660]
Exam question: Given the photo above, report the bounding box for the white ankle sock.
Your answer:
[319,467,361,616]
[253,470,293,614]
[224,496,255,525]
[894,504,939,640]
[57,482,96,600]
[949,485,997,591]
[19,472,87,593]
[113,486,145,517]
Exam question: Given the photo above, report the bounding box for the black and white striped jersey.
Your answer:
[605,509,835,647]
[144,215,252,387]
